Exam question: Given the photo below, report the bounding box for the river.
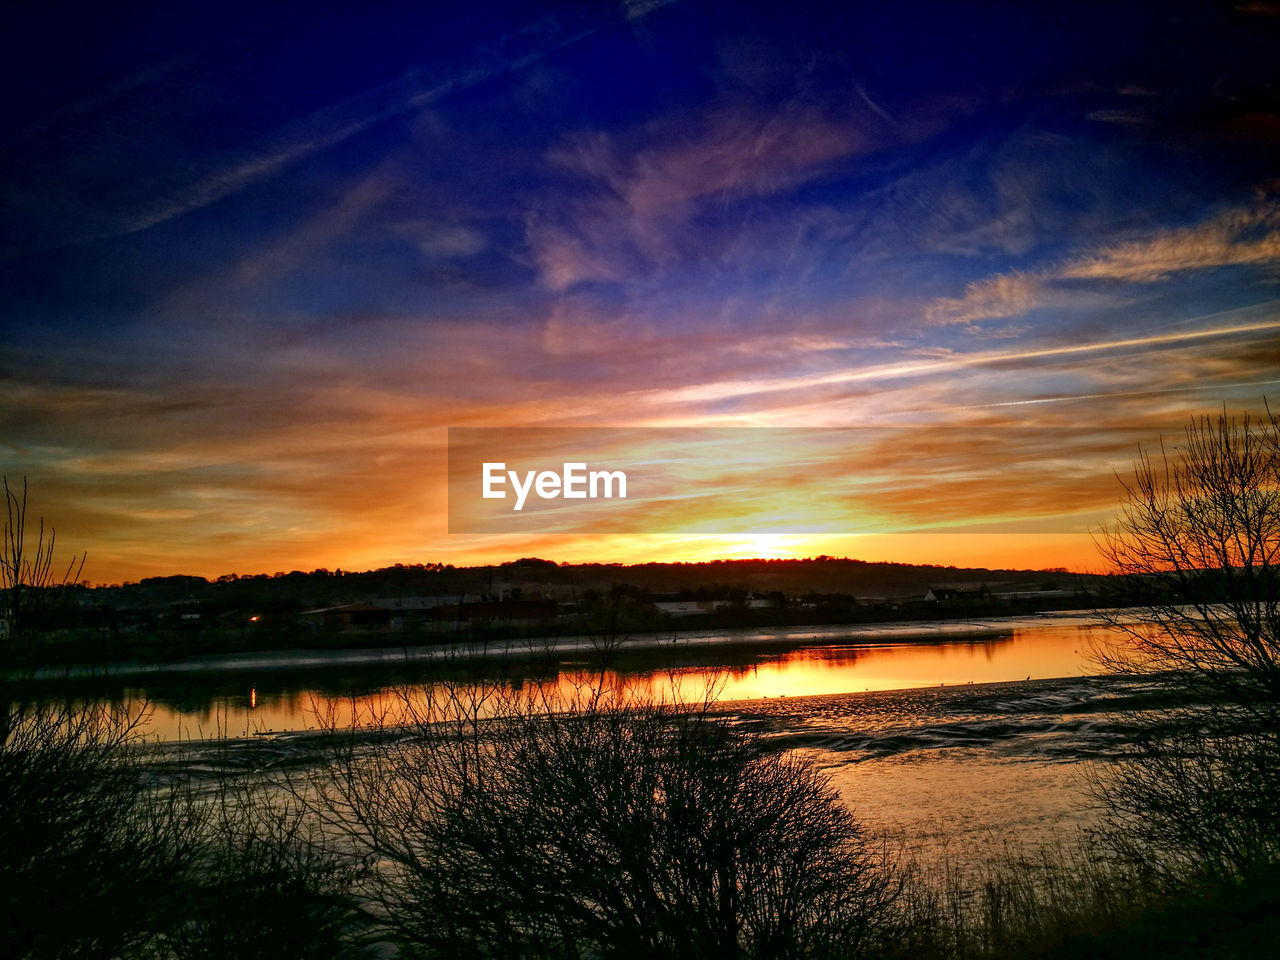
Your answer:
[16,615,1144,869]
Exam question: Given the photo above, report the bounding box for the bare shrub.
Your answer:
[0,700,205,958]
[2,476,85,662]
[305,681,899,959]
[154,779,369,960]
[1092,405,1280,879]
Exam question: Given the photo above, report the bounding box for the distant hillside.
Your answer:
[93,556,1097,609]
[0,556,1107,671]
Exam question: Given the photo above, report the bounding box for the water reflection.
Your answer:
[17,624,1101,742]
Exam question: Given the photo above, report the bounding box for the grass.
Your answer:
[886,843,1280,960]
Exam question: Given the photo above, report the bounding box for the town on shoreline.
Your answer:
[6,556,1108,672]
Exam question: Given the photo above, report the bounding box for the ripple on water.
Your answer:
[715,675,1167,869]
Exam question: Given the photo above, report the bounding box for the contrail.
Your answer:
[121,31,594,238]
[649,307,1280,406]
[912,378,1280,414]
[29,2,678,249]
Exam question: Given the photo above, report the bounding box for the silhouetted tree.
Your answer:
[1093,406,1280,879]
[1,476,85,662]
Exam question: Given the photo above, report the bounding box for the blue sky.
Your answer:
[2,0,1279,580]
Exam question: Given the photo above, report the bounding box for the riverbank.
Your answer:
[6,608,1136,682]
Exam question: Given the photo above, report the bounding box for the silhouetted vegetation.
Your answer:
[301,685,901,959]
[2,476,85,664]
[8,688,1278,959]
[151,782,367,960]
[885,844,1280,960]
[1093,406,1280,881]
[0,701,198,958]
[0,696,370,959]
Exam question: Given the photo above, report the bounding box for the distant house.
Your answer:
[299,603,392,630]
[993,588,1077,601]
[432,598,557,626]
[214,609,256,630]
[924,584,990,604]
[370,596,467,611]
[166,599,205,630]
[652,596,734,617]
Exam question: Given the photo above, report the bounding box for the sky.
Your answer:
[2,0,1279,583]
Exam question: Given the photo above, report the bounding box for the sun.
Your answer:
[694,533,816,560]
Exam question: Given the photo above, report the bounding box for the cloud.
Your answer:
[1086,109,1155,125]
[529,101,876,290]
[417,224,488,259]
[871,129,1121,261]
[112,26,598,241]
[925,272,1042,325]
[925,202,1280,324]
[541,302,645,356]
[526,212,636,292]
[1060,204,1280,282]
[604,105,863,219]
[622,0,679,19]
[725,334,852,356]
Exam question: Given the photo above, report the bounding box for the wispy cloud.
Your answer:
[529,101,879,290]
[927,202,1280,324]
[925,272,1042,325]
[622,0,680,20]
[1,6,685,256]
[1060,204,1280,282]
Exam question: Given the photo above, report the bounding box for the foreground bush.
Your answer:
[0,701,204,958]
[0,699,368,959]
[311,689,900,959]
[153,783,368,960]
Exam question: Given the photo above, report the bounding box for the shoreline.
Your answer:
[133,672,1102,755]
[9,607,1131,682]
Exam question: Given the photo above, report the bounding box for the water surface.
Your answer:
[25,619,1138,872]
[18,621,1105,741]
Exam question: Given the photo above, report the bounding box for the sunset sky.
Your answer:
[3,0,1279,583]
